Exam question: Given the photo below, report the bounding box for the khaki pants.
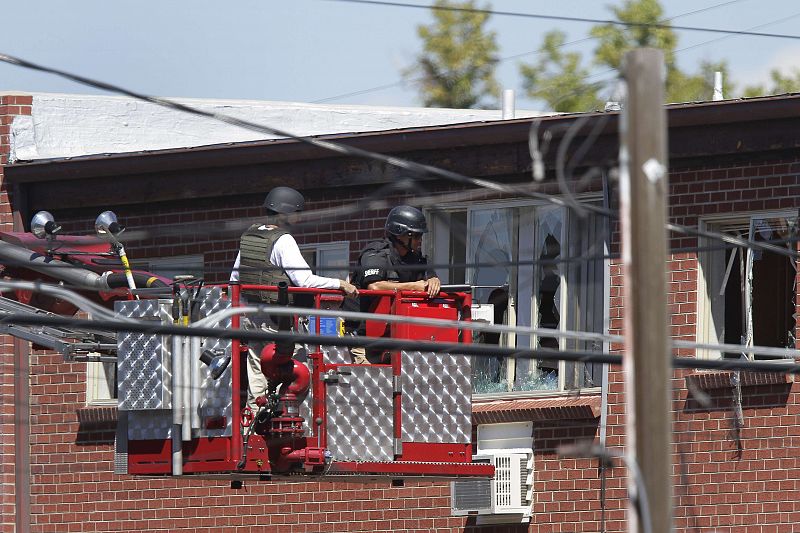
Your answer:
[348,333,387,364]
[350,346,369,365]
[244,316,275,411]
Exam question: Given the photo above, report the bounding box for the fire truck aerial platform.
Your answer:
[0,210,494,484]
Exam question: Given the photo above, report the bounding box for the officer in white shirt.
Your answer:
[231,186,357,409]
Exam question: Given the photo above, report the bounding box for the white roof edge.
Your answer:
[11,90,549,115]
[9,91,553,162]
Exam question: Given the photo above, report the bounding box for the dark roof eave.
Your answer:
[6,93,800,186]
[4,116,558,183]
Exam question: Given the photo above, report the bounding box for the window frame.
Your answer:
[697,209,798,361]
[299,240,350,280]
[86,356,118,406]
[426,197,606,397]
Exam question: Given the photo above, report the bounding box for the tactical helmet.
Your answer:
[385,205,428,236]
[263,186,305,214]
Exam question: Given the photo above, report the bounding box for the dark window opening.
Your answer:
[716,216,797,360]
[722,248,743,356]
[751,246,795,352]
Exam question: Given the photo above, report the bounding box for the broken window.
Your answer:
[699,213,798,360]
[428,201,607,394]
[469,207,516,393]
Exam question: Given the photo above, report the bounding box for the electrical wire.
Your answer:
[1,50,799,366]
[530,6,800,114]
[6,226,799,292]
[667,222,799,259]
[558,441,653,533]
[0,6,795,517]
[674,9,800,57]
[5,310,800,374]
[315,0,747,104]
[326,0,800,40]
[554,114,612,217]
[0,52,614,221]
[4,276,800,365]
[4,53,788,266]
[521,6,800,120]
[133,189,800,269]
[218,302,800,361]
[2,17,794,269]
[0,279,133,323]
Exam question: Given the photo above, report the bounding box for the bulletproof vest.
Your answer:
[350,240,392,288]
[238,224,293,303]
[344,240,399,333]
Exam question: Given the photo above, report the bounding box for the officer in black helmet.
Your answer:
[355,205,441,296]
[231,186,358,408]
[346,206,440,363]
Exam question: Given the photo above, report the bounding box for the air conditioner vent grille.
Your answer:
[520,458,531,503]
[495,455,513,507]
[452,478,492,511]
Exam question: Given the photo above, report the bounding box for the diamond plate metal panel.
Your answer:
[195,287,233,438]
[116,299,172,411]
[122,288,234,440]
[322,345,352,365]
[326,366,393,462]
[299,384,313,436]
[401,350,472,444]
[127,410,172,440]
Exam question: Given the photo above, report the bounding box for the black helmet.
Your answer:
[385,205,428,236]
[263,186,304,214]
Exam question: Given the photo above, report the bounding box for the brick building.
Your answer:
[2,91,800,532]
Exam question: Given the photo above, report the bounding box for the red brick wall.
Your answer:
[0,94,32,533]
[605,157,800,532]
[4,94,800,531]
[664,159,800,531]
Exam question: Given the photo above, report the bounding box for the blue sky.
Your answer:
[2,0,799,110]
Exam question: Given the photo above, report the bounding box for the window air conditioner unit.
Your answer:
[451,451,533,520]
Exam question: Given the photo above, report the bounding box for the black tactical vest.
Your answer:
[238,224,293,303]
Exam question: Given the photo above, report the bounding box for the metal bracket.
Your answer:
[322,368,352,384]
[322,370,339,383]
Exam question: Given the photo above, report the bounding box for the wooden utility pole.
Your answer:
[619,48,673,533]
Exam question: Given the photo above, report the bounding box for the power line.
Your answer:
[0,52,613,221]
[327,0,800,40]
[4,310,800,375]
[5,51,786,263]
[665,0,749,20]
[9,190,798,282]
[674,9,800,56]
[313,0,748,103]
[5,277,800,363]
[518,9,800,113]
[0,53,794,293]
[5,234,789,280]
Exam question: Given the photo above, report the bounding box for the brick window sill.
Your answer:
[685,370,792,391]
[472,395,602,425]
[77,405,118,431]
